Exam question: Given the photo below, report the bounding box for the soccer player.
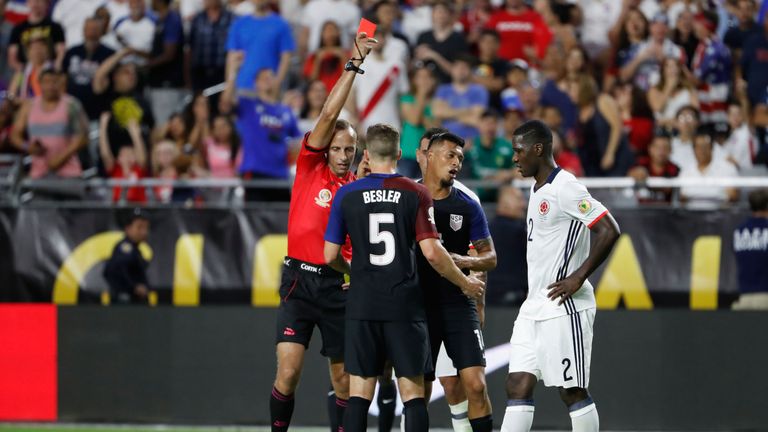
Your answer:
[501,120,620,432]
[418,131,497,432]
[324,124,484,432]
[269,32,377,432]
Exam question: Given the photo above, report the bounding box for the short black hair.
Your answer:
[123,208,149,228]
[481,108,499,119]
[513,120,552,148]
[479,29,500,41]
[454,53,476,67]
[748,188,768,212]
[695,124,713,139]
[653,127,672,140]
[428,131,465,150]
[421,127,449,143]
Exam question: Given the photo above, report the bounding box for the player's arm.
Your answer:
[419,238,484,299]
[473,270,487,328]
[547,214,620,305]
[307,32,377,150]
[324,241,351,275]
[451,236,497,271]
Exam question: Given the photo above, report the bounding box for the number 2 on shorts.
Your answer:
[562,358,573,381]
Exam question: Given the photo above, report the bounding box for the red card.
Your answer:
[357,18,377,38]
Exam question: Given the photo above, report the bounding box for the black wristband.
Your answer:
[345,60,365,75]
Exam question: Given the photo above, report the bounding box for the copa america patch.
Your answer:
[314,188,333,208]
[450,214,463,231]
[578,199,592,214]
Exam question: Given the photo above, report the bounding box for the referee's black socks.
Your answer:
[270,387,294,432]
[344,397,371,432]
[403,398,429,432]
[469,414,493,432]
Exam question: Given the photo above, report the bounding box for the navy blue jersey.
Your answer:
[417,186,490,307]
[325,173,439,321]
[733,216,768,294]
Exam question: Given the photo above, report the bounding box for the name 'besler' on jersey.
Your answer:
[363,190,402,204]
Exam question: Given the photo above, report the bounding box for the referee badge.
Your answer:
[449,214,463,231]
[315,188,333,208]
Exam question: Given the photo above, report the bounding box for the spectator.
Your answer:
[303,21,346,95]
[519,80,543,122]
[7,0,65,72]
[731,188,768,310]
[648,56,699,130]
[113,0,156,65]
[621,12,685,91]
[225,0,295,90]
[628,129,680,203]
[62,17,115,121]
[533,0,578,54]
[672,7,699,69]
[468,109,516,199]
[103,209,151,305]
[578,0,624,61]
[146,0,187,125]
[559,45,591,109]
[670,104,699,170]
[347,35,408,133]
[679,125,739,208]
[459,0,493,47]
[186,93,211,154]
[401,0,432,46]
[721,101,756,170]
[201,114,241,178]
[552,128,583,177]
[10,68,87,179]
[92,49,156,165]
[691,9,731,124]
[485,0,551,64]
[615,82,655,156]
[98,111,147,203]
[0,100,17,153]
[501,107,523,144]
[575,74,635,177]
[298,80,329,134]
[0,0,14,89]
[433,54,489,141]
[610,7,649,88]
[723,0,760,65]
[221,64,300,200]
[298,0,359,57]
[399,63,437,178]
[415,1,468,83]
[52,0,101,49]
[373,0,409,64]
[8,35,52,99]
[539,44,577,140]
[499,59,528,117]
[473,29,508,112]
[741,8,768,109]
[486,185,527,306]
[150,139,178,202]
[158,112,194,156]
[188,0,233,99]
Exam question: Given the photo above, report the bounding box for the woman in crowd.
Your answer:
[8,37,52,100]
[608,7,649,90]
[615,81,655,156]
[648,56,699,131]
[303,21,346,95]
[399,63,437,178]
[298,80,329,134]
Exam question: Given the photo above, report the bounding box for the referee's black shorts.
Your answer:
[426,303,486,381]
[345,319,433,378]
[275,257,346,359]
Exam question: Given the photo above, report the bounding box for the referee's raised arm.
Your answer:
[307,32,378,150]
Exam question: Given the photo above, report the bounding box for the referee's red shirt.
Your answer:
[287,132,355,265]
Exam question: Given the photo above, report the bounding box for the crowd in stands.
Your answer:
[1,0,767,205]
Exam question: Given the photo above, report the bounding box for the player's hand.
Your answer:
[461,275,484,300]
[450,252,469,269]
[135,284,149,298]
[355,32,378,58]
[341,282,350,290]
[547,275,583,305]
[356,156,371,178]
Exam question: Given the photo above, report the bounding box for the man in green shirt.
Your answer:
[468,109,518,200]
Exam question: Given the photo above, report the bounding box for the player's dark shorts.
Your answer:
[345,319,433,378]
[426,303,486,381]
[276,257,346,359]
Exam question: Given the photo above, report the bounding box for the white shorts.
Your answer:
[507,308,595,389]
[434,342,457,378]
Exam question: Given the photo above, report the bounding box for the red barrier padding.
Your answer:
[0,304,57,421]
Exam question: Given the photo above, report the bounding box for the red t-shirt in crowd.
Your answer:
[111,164,147,203]
[485,8,551,61]
[556,150,584,177]
[303,52,345,97]
[633,156,680,203]
[623,117,654,156]
[287,132,355,265]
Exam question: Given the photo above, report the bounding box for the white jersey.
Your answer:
[521,168,608,321]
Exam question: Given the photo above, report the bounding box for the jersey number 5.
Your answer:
[369,213,395,266]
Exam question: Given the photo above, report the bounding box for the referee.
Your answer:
[269,32,378,432]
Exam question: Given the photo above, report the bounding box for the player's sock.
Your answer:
[569,397,599,432]
[344,396,371,432]
[377,379,397,432]
[403,398,429,432]
[448,400,472,432]
[270,387,295,432]
[500,399,534,432]
[327,387,338,432]
[336,396,348,432]
[469,414,493,432]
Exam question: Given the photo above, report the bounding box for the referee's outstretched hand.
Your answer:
[355,32,379,58]
[461,275,485,300]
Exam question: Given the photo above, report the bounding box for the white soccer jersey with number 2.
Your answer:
[521,168,608,321]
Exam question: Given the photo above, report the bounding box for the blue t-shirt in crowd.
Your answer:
[742,32,768,106]
[435,83,489,141]
[236,94,301,179]
[225,13,295,89]
[733,216,768,294]
[540,79,577,135]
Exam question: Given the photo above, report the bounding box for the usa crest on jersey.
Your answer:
[449,214,463,231]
